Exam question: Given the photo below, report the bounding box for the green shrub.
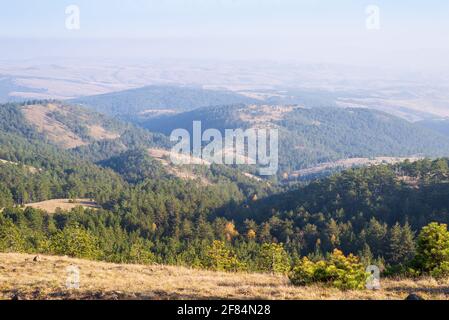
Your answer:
[128,238,155,264]
[257,243,291,274]
[49,225,100,259]
[289,249,368,290]
[414,222,449,278]
[289,256,321,286]
[204,240,245,272]
[0,219,25,252]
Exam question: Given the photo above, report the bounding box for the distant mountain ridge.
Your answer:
[71,85,259,118]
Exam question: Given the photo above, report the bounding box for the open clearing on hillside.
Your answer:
[87,125,120,141]
[24,199,100,214]
[21,103,120,149]
[0,159,40,174]
[1,253,448,300]
[148,148,262,184]
[148,148,212,184]
[22,104,88,149]
[288,156,424,179]
[239,104,299,125]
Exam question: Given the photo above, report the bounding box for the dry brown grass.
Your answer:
[22,104,88,149]
[148,148,212,185]
[87,125,120,141]
[21,103,120,149]
[1,253,449,300]
[238,105,297,124]
[147,148,262,184]
[24,199,100,214]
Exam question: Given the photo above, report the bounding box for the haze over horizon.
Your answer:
[1,0,449,120]
[1,0,448,71]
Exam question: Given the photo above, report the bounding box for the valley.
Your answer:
[140,103,449,174]
[2,95,449,301]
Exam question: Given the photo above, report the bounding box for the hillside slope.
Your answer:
[0,101,171,164]
[1,252,447,300]
[141,104,449,173]
[417,119,449,138]
[71,85,259,118]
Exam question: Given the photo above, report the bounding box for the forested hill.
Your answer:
[0,101,273,197]
[0,100,281,271]
[417,118,449,138]
[0,100,275,243]
[3,100,449,276]
[229,158,449,260]
[141,104,449,172]
[71,85,258,117]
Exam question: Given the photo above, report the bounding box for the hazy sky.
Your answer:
[1,0,449,68]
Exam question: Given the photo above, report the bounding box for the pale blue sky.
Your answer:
[2,0,448,38]
[1,0,448,67]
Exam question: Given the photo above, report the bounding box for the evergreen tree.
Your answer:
[387,222,415,265]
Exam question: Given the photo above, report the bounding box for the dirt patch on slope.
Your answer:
[22,104,88,149]
[22,103,120,149]
[25,199,100,214]
[88,125,120,140]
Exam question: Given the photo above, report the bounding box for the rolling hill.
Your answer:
[4,100,449,298]
[0,100,272,188]
[140,104,449,174]
[0,100,171,163]
[71,85,259,119]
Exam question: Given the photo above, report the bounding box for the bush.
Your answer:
[257,243,291,274]
[289,249,368,290]
[204,240,245,272]
[0,219,25,252]
[414,222,449,278]
[128,238,155,264]
[49,224,100,259]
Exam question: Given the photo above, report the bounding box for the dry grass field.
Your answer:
[1,253,449,300]
[21,103,120,149]
[24,199,100,214]
[22,104,89,149]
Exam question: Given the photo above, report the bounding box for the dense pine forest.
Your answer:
[2,101,449,281]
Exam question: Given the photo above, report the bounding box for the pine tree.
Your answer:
[414,222,449,276]
[388,222,415,265]
[0,183,13,208]
[363,218,388,258]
